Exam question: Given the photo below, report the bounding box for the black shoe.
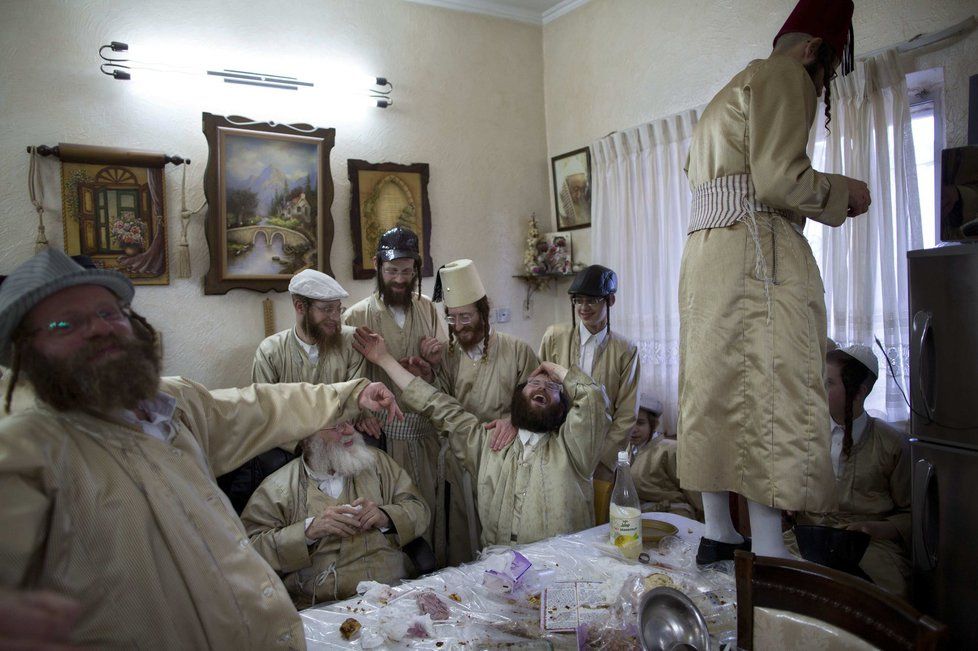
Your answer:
[695,537,751,565]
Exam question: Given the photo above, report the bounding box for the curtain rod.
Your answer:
[858,15,975,61]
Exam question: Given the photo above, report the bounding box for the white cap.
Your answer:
[437,259,486,308]
[638,393,663,415]
[838,344,879,378]
[288,269,348,301]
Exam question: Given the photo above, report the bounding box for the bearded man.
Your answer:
[420,259,540,558]
[0,249,401,650]
[241,422,429,607]
[678,0,872,564]
[343,226,464,566]
[354,326,610,547]
[253,269,364,386]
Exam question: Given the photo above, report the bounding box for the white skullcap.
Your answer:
[638,393,663,415]
[838,344,879,378]
[288,269,348,301]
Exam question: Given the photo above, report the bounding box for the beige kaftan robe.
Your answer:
[629,437,702,521]
[679,54,850,511]
[438,331,540,558]
[0,377,368,650]
[252,325,365,385]
[241,450,429,607]
[400,367,610,547]
[343,293,468,566]
[539,324,639,480]
[786,418,911,596]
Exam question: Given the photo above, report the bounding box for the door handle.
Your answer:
[912,457,938,570]
[912,310,935,420]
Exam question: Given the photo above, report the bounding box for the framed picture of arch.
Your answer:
[202,112,335,295]
[59,148,170,285]
[348,159,432,279]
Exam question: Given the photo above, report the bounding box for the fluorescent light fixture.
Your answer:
[98,41,393,108]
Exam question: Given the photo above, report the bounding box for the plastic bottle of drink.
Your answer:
[609,450,643,560]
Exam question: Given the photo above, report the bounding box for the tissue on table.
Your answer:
[482,550,533,593]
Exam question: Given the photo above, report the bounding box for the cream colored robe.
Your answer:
[788,418,911,596]
[629,437,703,521]
[539,324,639,480]
[241,451,429,607]
[400,367,610,547]
[0,377,368,650]
[679,54,849,511]
[252,326,365,385]
[437,331,539,558]
[342,293,467,565]
[440,331,540,422]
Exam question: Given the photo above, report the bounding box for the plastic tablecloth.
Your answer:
[301,513,737,650]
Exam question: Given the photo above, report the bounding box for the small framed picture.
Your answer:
[551,147,591,231]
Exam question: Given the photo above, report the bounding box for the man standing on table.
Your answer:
[343,226,466,566]
[678,0,872,563]
[539,264,639,525]
[0,249,401,650]
[354,326,610,547]
[420,259,540,558]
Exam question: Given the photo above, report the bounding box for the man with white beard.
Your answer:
[241,422,430,607]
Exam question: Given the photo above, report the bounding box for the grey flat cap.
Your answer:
[0,248,134,365]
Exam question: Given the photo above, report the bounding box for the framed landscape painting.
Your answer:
[551,147,591,231]
[202,113,335,294]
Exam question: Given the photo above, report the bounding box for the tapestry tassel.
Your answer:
[177,165,192,278]
[262,298,275,338]
[28,149,49,254]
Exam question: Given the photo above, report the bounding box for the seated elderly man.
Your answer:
[241,421,430,607]
[354,326,610,548]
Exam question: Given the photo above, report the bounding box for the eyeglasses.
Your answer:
[32,303,130,338]
[381,266,415,279]
[310,303,346,317]
[446,313,476,326]
[571,297,605,307]
[527,377,561,392]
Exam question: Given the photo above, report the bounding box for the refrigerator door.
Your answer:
[911,439,978,648]
[908,245,978,448]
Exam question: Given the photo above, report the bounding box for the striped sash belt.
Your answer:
[688,174,796,234]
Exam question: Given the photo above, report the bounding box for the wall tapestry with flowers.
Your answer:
[60,146,170,285]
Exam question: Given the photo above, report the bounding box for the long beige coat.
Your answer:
[629,437,703,521]
[241,450,429,607]
[0,377,368,650]
[440,331,540,423]
[400,368,610,547]
[539,324,639,480]
[788,418,911,596]
[679,54,849,511]
[252,326,365,384]
[342,293,468,566]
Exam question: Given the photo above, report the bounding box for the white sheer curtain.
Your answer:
[591,110,697,433]
[805,50,922,421]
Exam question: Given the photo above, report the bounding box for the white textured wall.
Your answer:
[0,0,555,388]
[543,0,978,263]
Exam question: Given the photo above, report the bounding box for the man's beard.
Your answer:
[509,389,567,433]
[453,323,486,350]
[380,279,414,308]
[305,432,374,477]
[301,311,342,354]
[20,325,161,414]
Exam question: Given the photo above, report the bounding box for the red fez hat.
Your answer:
[774,0,855,75]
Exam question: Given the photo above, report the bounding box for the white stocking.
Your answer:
[747,499,792,559]
[702,491,743,544]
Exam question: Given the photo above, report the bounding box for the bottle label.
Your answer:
[609,504,642,559]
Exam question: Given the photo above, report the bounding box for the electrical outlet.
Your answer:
[496,307,511,323]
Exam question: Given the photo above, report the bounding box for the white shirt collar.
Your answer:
[464,327,493,360]
[293,327,319,363]
[118,392,178,442]
[578,320,607,348]
[517,428,544,452]
[303,458,345,498]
